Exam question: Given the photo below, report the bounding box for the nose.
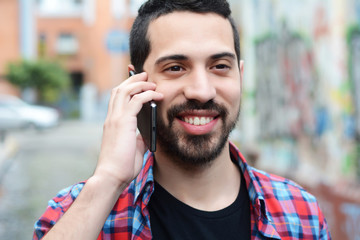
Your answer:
[183,69,216,103]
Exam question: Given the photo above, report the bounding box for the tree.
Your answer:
[5,59,70,103]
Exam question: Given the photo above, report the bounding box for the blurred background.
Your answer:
[0,0,359,239]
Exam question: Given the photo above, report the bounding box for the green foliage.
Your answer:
[346,24,360,91]
[5,60,70,103]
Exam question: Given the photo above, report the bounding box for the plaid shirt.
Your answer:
[33,142,331,239]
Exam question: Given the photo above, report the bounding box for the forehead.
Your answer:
[145,11,235,63]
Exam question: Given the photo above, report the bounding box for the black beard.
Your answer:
[156,100,239,167]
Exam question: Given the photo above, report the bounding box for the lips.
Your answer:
[175,112,219,135]
[183,116,214,126]
[165,100,227,135]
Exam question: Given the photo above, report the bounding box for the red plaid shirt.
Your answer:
[33,142,331,239]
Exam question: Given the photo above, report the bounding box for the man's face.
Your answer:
[143,11,243,165]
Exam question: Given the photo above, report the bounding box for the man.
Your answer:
[33,0,331,239]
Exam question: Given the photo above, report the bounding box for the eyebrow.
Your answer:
[210,52,236,61]
[154,52,236,66]
[155,54,188,66]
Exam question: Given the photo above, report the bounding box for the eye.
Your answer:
[214,64,230,70]
[165,65,184,72]
[210,63,231,74]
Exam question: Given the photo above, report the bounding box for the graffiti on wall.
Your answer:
[248,1,360,238]
[349,30,360,139]
[255,25,317,140]
[348,28,360,177]
[253,9,360,177]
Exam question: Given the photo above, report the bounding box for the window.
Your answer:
[56,33,78,55]
[36,0,83,17]
[38,33,47,57]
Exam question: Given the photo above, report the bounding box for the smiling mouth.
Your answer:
[181,116,218,126]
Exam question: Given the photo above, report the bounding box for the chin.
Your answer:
[158,131,229,167]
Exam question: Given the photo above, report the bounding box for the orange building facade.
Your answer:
[36,0,138,93]
[0,0,20,74]
[0,0,141,98]
[0,0,21,95]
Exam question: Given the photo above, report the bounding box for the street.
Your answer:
[0,120,103,239]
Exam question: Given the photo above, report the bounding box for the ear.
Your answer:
[239,60,244,86]
[128,64,135,73]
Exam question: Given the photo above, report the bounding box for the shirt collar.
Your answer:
[132,143,270,207]
[132,142,281,239]
[230,142,281,239]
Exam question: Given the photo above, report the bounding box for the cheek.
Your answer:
[155,81,184,106]
[218,82,241,107]
[229,87,241,102]
[155,84,178,124]
[157,99,169,122]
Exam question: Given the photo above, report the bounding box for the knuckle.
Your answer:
[131,94,141,102]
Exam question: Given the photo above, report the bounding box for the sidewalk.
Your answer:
[0,121,102,239]
[0,134,19,183]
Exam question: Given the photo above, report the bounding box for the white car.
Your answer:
[0,94,60,130]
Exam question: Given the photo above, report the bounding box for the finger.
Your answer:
[107,74,153,116]
[110,71,149,105]
[125,82,158,100]
[110,82,159,114]
[127,71,148,83]
[111,90,163,118]
[124,90,163,116]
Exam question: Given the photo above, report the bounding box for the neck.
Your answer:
[153,141,241,211]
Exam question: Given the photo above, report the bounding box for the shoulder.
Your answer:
[248,167,331,238]
[251,167,315,200]
[250,167,319,211]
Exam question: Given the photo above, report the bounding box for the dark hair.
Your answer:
[129,0,240,72]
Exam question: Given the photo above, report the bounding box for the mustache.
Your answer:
[166,100,228,124]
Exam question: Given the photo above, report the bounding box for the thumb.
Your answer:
[136,133,148,156]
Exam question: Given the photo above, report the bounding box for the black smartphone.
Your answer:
[129,70,157,152]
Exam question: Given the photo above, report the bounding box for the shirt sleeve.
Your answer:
[32,182,85,240]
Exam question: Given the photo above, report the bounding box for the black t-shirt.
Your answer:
[148,172,251,240]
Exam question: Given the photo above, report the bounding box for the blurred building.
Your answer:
[0,0,21,95]
[36,0,138,92]
[0,0,145,118]
[0,0,20,74]
[36,0,146,119]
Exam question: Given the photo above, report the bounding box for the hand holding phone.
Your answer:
[129,70,157,152]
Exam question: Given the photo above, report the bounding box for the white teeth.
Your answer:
[184,117,213,125]
[194,117,200,125]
